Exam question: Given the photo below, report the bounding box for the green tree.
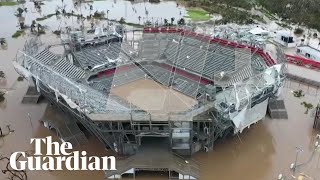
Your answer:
[171,17,175,25]
[0,91,5,103]
[16,7,24,17]
[178,18,185,25]
[0,38,6,46]
[164,18,168,26]
[301,101,313,114]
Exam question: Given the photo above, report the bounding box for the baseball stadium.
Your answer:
[12,24,286,179]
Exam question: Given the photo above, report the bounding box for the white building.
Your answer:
[249,27,269,36]
[274,30,296,47]
[296,46,320,61]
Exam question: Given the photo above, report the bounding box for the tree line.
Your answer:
[182,0,320,31]
[257,0,320,31]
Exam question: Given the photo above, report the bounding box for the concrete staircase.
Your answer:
[21,86,41,104]
[42,109,88,147]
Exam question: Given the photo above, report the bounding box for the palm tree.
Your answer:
[55,9,60,16]
[31,20,36,32]
[18,19,25,29]
[171,17,175,25]
[293,90,304,97]
[0,38,6,46]
[0,71,5,78]
[178,18,185,25]
[37,23,43,32]
[16,8,24,17]
[164,18,168,26]
[301,101,313,114]
[0,91,5,103]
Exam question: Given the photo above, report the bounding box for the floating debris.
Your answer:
[293,90,305,98]
[17,76,24,81]
[301,101,313,114]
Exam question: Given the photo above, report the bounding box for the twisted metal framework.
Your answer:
[13,24,286,160]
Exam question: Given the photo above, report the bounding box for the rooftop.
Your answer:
[297,46,320,60]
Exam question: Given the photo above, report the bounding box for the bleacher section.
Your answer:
[52,58,86,80]
[143,65,171,86]
[34,49,60,65]
[139,32,174,60]
[144,65,205,97]
[143,28,276,80]
[163,40,180,62]
[163,35,262,81]
[73,42,122,70]
[203,51,235,78]
[172,78,200,97]
[112,68,145,86]
[225,65,253,86]
[27,48,60,71]
[82,28,276,98]
[175,44,207,73]
[89,78,113,91]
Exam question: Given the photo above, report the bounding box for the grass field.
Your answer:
[185,8,210,21]
[0,1,17,6]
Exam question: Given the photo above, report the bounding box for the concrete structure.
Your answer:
[13,24,287,179]
[274,30,296,48]
[249,27,269,36]
[296,46,320,61]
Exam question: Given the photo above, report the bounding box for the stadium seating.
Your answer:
[143,65,204,97]
[34,48,60,65]
[251,55,267,70]
[53,58,86,80]
[86,28,275,96]
[144,65,171,86]
[111,68,145,87]
[142,28,276,84]
[74,42,122,69]
[89,78,113,91]
[172,78,199,97]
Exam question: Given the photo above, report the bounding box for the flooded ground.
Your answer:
[1,0,320,180]
[0,0,187,35]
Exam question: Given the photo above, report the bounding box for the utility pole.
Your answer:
[28,113,34,133]
[292,146,303,173]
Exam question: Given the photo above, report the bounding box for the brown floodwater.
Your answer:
[1,37,319,180]
[1,1,320,179]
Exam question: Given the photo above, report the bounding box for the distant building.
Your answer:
[249,27,269,36]
[274,30,296,48]
[296,46,320,62]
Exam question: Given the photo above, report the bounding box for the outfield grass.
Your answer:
[0,1,17,6]
[185,8,210,21]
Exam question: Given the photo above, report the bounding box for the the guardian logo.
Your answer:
[10,136,116,171]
